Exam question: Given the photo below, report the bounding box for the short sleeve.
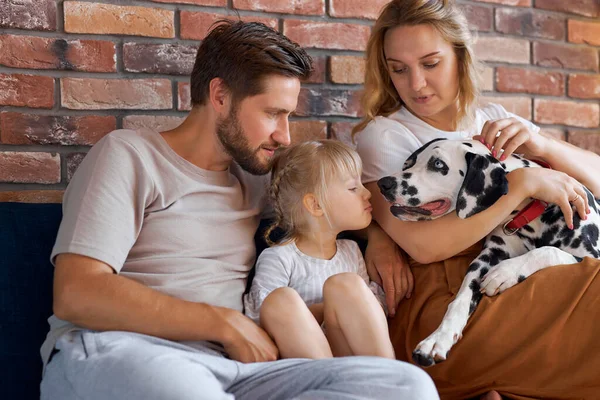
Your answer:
[355,119,422,184]
[51,134,154,272]
[243,248,292,324]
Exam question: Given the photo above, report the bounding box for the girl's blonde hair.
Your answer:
[265,139,363,246]
[352,0,481,137]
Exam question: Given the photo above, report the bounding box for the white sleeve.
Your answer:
[355,119,423,184]
[479,103,540,135]
[243,248,292,324]
[348,241,388,315]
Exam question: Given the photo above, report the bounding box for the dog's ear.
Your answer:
[456,152,508,219]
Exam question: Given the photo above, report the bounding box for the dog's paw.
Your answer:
[480,260,523,296]
[412,330,461,367]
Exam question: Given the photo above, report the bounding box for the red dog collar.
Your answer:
[502,159,551,236]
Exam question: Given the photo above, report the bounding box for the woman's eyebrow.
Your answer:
[386,51,441,62]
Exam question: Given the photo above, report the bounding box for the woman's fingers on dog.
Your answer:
[559,196,575,229]
[491,123,520,158]
[480,118,513,148]
[499,130,529,161]
[571,186,589,220]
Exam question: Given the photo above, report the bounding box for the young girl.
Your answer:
[244,139,395,360]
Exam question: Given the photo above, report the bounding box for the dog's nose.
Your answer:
[377,177,398,195]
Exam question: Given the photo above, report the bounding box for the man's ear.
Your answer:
[303,193,324,217]
[456,152,508,219]
[209,77,231,114]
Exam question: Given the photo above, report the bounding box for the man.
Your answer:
[40,20,437,400]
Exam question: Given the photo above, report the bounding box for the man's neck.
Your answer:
[160,106,231,171]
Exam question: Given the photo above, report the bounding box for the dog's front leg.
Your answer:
[481,246,579,296]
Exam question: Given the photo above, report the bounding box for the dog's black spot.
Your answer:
[522,225,535,233]
[522,159,531,167]
[469,279,483,315]
[575,256,584,262]
[581,225,600,258]
[408,197,420,206]
[479,267,489,278]
[489,235,505,245]
[541,206,563,225]
[571,238,582,249]
[462,142,473,148]
[401,181,408,189]
[513,154,522,160]
[403,138,446,171]
[412,350,434,367]
[518,275,526,283]
[488,247,510,266]
[402,172,412,179]
[456,195,466,212]
[501,163,507,169]
[467,262,480,273]
[559,224,575,247]
[459,153,509,218]
[479,254,490,263]
[535,225,559,248]
[427,156,449,176]
[407,186,418,196]
[459,170,464,177]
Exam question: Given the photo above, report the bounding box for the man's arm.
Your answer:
[53,253,279,363]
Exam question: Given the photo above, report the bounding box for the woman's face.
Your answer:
[383,24,460,130]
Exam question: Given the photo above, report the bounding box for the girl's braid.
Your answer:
[264,156,294,246]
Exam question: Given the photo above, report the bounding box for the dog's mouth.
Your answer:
[390,199,452,220]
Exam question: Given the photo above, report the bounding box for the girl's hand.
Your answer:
[365,224,413,317]
[508,168,590,229]
[474,117,548,160]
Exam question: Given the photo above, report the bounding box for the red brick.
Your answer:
[329,0,389,20]
[124,43,197,75]
[0,74,53,109]
[539,127,566,141]
[0,0,56,31]
[178,82,191,111]
[474,37,529,64]
[0,35,116,72]
[330,56,365,84]
[0,190,64,203]
[481,96,532,120]
[495,8,564,40]
[0,152,60,184]
[0,112,115,146]
[61,78,172,110]
[180,12,278,40]
[496,67,564,96]
[295,88,362,117]
[535,99,599,128]
[233,0,324,15]
[568,20,600,46]
[330,121,357,149]
[533,42,599,72]
[64,2,174,38]
[535,0,599,18]
[152,0,225,5]
[123,115,186,132]
[289,120,327,145]
[568,130,600,153]
[283,20,370,51]
[304,56,326,84]
[471,0,530,6]
[568,74,600,99]
[67,152,86,182]
[458,4,493,32]
[482,67,494,92]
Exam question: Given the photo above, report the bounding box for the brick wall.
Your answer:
[0,0,598,202]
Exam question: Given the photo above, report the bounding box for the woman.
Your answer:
[355,0,600,399]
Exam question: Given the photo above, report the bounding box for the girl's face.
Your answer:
[383,23,460,131]
[325,173,373,232]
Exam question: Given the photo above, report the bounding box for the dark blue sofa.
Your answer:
[1,202,62,400]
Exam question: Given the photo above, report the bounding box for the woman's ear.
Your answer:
[303,193,324,217]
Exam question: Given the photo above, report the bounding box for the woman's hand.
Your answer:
[365,223,413,317]
[474,117,549,160]
[508,168,590,229]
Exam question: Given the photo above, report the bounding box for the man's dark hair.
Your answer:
[190,20,313,106]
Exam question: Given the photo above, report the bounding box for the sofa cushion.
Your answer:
[0,202,62,400]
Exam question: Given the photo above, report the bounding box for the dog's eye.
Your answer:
[434,160,444,169]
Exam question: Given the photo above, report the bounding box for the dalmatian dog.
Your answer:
[377,138,600,367]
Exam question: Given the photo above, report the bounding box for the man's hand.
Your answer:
[365,223,413,317]
[220,309,279,363]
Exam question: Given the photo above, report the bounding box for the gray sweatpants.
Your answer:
[40,330,438,400]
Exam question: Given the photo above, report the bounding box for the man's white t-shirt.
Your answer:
[356,103,540,184]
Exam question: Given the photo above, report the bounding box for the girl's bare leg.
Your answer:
[260,287,333,359]
[323,273,395,359]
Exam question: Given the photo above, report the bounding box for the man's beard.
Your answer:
[216,108,275,176]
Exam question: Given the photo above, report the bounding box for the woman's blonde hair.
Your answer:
[265,139,363,246]
[352,0,481,137]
